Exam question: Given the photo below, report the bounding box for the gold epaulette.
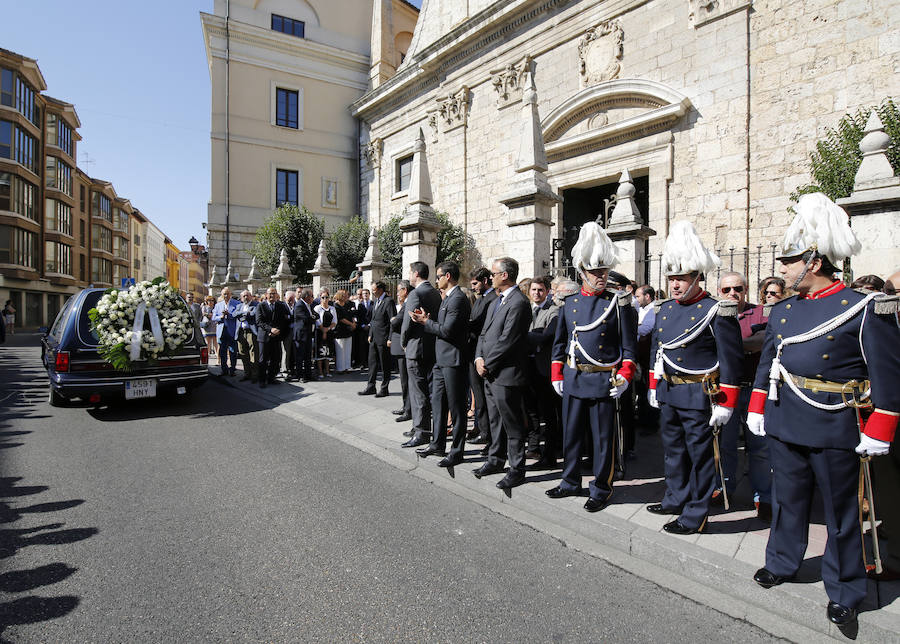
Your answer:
[873,294,899,315]
[716,299,738,316]
[617,291,632,307]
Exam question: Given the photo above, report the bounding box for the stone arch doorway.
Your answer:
[541,79,691,283]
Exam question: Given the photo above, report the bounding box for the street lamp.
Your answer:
[188,235,209,293]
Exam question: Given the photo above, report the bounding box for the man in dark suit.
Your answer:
[410,261,471,469]
[292,287,317,382]
[473,257,533,489]
[255,287,291,387]
[526,276,561,469]
[400,261,442,448]
[467,267,496,444]
[359,281,395,397]
[281,291,296,379]
[354,288,373,370]
[390,281,412,422]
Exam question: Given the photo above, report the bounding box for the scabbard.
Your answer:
[861,456,883,574]
[711,429,729,510]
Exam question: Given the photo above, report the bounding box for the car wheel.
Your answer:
[48,385,67,407]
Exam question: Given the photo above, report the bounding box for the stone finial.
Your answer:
[311,239,334,274]
[274,249,291,277]
[408,128,433,206]
[608,168,643,228]
[224,259,237,284]
[362,228,383,264]
[208,264,219,286]
[853,111,899,189]
[246,256,259,281]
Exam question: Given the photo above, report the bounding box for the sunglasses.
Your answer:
[764,290,782,297]
[721,286,744,294]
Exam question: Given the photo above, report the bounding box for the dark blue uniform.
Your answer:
[551,289,637,502]
[650,293,743,531]
[750,283,900,609]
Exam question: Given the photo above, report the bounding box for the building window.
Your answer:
[45,199,72,236]
[46,156,73,196]
[0,225,38,268]
[15,126,38,174]
[79,185,85,212]
[0,173,37,221]
[0,69,12,107]
[113,235,129,260]
[46,115,74,159]
[91,224,112,253]
[91,256,112,283]
[272,14,304,38]
[15,76,38,125]
[79,219,85,247]
[79,253,86,281]
[134,233,140,246]
[395,155,413,193]
[116,209,129,234]
[45,241,72,275]
[276,88,299,128]
[276,169,298,206]
[0,120,11,159]
[92,192,112,222]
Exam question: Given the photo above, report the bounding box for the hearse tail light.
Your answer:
[55,351,70,372]
[200,347,209,364]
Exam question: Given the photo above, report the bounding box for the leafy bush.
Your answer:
[325,216,370,279]
[791,98,900,201]
[251,205,325,282]
[377,215,403,276]
[375,211,479,276]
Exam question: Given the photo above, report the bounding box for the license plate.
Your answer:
[125,378,157,399]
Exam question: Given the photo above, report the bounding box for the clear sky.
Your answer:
[3,0,214,251]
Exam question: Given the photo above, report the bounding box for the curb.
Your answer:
[218,373,900,642]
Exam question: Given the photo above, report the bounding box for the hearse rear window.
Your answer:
[77,290,105,345]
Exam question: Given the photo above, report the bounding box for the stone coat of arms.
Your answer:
[578,20,624,87]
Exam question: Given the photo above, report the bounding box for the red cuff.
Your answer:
[617,359,636,383]
[864,409,898,443]
[649,371,658,391]
[715,384,740,408]
[551,361,564,382]
[748,388,767,415]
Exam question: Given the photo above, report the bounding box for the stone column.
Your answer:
[357,229,390,286]
[309,240,336,295]
[606,169,656,282]
[400,128,443,273]
[499,69,561,278]
[270,248,297,297]
[837,111,900,279]
[245,256,263,296]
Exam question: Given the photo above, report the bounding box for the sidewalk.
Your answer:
[224,365,898,641]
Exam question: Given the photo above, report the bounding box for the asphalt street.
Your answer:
[0,337,780,642]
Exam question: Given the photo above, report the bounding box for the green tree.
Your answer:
[376,215,404,276]
[325,216,370,279]
[250,204,325,282]
[374,212,479,276]
[791,98,900,202]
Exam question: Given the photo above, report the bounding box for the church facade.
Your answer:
[352,0,900,287]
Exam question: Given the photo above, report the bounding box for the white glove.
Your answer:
[609,376,629,399]
[855,434,890,457]
[709,405,733,428]
[747,412,766,437]
[648,389,659,409]
[552,380,564,397]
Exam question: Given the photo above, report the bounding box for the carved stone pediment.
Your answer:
[490,56,533,109]
[578,20,624,87]
[541,79,692,163]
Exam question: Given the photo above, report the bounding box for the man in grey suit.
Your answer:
[467,267,497,444]
[359,280,394,397]
[473,257,533,489]
[410,261,472,470]
[399,261,442,448]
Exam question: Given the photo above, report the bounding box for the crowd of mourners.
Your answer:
[183,193,898,628]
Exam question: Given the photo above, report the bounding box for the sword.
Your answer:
[703,374,729,511]
[843,381,883,574]
[611,371,625,477]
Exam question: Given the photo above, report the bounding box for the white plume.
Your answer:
[662,220,721,276]
[571,221,619,270]
[781,192,861,262]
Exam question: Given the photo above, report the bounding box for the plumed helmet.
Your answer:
[571,221,619,271]
[661,220,721,276]
[778,192,861,264]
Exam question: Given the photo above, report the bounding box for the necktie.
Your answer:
[493,295,504,314]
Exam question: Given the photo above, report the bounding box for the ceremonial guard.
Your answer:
[646,221,743,534]
[546,222,637,512]
[748,193,899,626]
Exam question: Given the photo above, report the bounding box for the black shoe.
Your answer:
[395,414,412,422]
[401,435,430,448]
[392,409,405,415]
[663,518,704,535]
[358,388,376,396]
[415,446,446,458]
[753,567,793,589]
[826,601,857,625]
[584,497,608,513]
[545,486,581,499]
[469,435,490,445]
[402,429,415,437]
[375,390,389,398]
[496,473,525,489]
[438,455,463,468]
[613,468,626,482]
[479,445,489,456]
[529,456,558,470]
[647,503,681,515]
[472,463,505,479]
[525,449,542,460]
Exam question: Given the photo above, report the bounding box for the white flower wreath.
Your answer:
[88,278,193,370]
